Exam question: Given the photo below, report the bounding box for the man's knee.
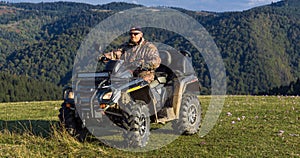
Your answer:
[139,71,155,83]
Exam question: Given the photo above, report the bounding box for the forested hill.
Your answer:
[0,0,299,102]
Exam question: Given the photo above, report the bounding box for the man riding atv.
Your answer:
[98,26,161,83]
[59,26,201,148]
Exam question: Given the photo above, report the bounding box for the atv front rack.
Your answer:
[74,72,110,124]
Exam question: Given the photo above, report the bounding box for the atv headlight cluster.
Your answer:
[96,89,112,105]
[98,90,113,109]
[102,91,113,100]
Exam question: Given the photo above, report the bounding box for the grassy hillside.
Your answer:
[0,96,299,157]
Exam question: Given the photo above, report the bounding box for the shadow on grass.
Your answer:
[0,120,60,138]
[0,119,182,149]
[0,120,114,148]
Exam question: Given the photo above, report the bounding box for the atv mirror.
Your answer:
[180,50,192,58]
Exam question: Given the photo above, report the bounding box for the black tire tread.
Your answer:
[123,101,150,147]
[58,102,89,142]
[173,94,201,135]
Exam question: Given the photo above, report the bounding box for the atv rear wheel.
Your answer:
[123,101,150,147]
[173,94,201,134]
[58,103,89,142]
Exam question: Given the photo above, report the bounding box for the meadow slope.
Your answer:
[0,96,299,157]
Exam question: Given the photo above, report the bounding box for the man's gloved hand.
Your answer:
[97,54,108,62]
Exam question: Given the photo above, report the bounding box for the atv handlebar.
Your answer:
[97,54,110,63]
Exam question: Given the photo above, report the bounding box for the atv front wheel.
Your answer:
[58,103,89,142]
[123,101,150,147]
[173,94,201,134]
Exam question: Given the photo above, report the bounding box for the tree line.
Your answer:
[0,72,61,102]
[0,1,300,102]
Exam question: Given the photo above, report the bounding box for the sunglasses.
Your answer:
[129,32,140,36]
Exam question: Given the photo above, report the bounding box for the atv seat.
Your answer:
[159,50,172,67]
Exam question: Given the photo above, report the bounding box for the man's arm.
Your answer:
[144,43,161,69]
[98,50,123,61]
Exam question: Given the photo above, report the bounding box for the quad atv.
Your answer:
[58,49,201,147]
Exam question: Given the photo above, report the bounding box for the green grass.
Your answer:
[0,96,299,157]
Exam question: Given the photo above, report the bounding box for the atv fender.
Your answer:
[172,75,200,118]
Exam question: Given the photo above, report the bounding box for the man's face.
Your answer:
[130,31,143,43]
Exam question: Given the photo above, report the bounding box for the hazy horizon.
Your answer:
[5,0,281,12]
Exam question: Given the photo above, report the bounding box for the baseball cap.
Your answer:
[130,26,142,33]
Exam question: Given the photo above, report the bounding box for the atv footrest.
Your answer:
[156,107,176,123]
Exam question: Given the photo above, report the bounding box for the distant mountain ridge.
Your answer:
[0,0,299,101]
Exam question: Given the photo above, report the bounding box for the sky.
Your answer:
[5,0,282,12]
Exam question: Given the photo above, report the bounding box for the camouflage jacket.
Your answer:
[105,38,161,70]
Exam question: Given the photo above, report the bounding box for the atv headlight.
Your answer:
[102,92,113,100]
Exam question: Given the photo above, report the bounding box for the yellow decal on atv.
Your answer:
[126,86,142,93]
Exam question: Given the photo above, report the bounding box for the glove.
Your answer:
[97,54,108,62]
